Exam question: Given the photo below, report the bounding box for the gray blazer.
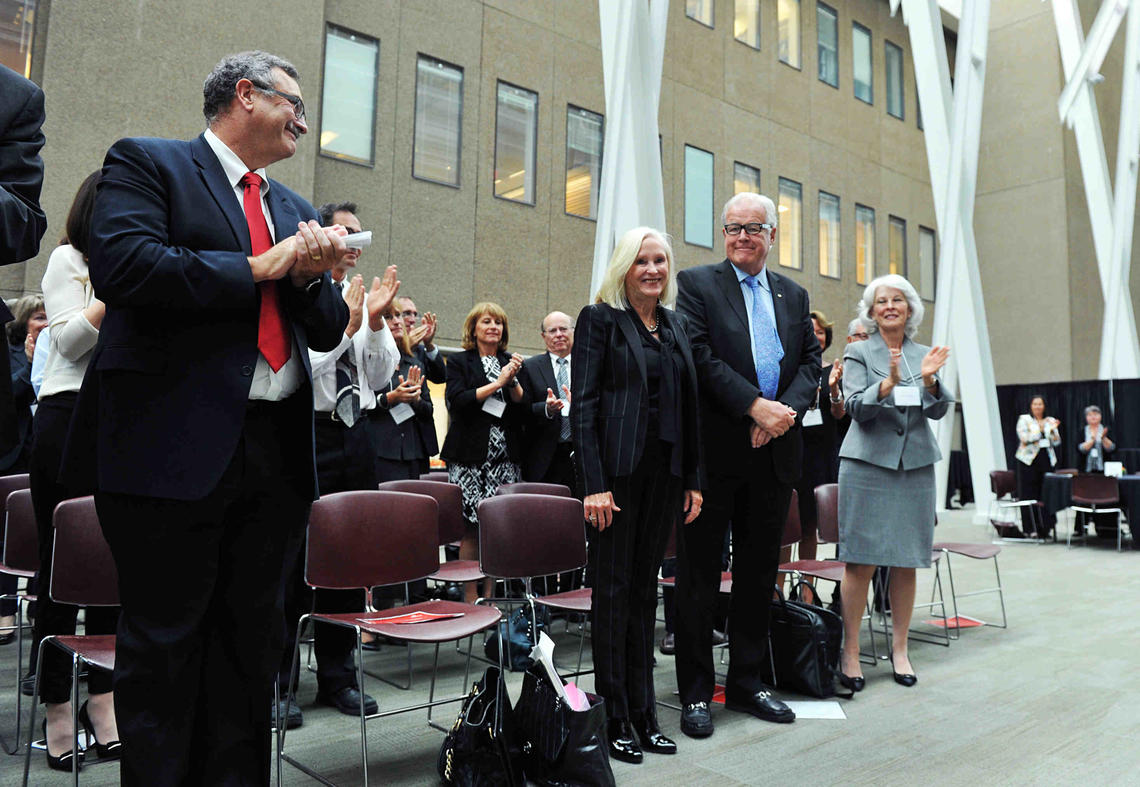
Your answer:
[838,333,954,471]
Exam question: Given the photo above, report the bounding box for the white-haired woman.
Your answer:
[835,274,952,692]
[572,227,703,764]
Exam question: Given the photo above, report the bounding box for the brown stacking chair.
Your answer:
[931,541,1007,637]
[988,469,1046,542]
[418,470,450,482]
[476,494,591,675]
[278,490,501,787]
[495,481,572,497]
[22,496,118,785]
[1069,473,1127,550]
[1,485,38,754]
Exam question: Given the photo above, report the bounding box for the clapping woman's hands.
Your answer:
[921,345,950,385]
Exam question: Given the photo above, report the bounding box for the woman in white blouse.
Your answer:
[29,171,121,770]
[1013,394,1061,538]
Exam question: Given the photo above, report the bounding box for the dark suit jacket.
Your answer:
[68,134,348,501]
[439,349,527,465]
[570,303,703,497]
[370,352,437,460]
[676,260,820,483]
[415,344,447,384]
[519,351,569,482]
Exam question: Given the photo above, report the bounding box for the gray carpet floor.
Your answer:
[3,506,1138,785]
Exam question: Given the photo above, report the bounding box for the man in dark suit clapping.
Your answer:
[674,192,821,738]
[520,310,576,491]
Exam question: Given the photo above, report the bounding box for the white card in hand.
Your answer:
[802,408,823,427]
[482,396,506,418]
[389,402,414,424]
[342,230,372,249]
[894,386,921,407]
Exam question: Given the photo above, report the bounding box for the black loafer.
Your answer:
[317,686,379,716]
[632,715,676,754]
[838,673,865,692]
[659,632,675,655]
[679,701,714,738]
[724,688,795,723]
[607,718,643,764]
[272,697,304,730]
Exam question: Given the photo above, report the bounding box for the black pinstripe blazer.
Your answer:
[570,302,703,497]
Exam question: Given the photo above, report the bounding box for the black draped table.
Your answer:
[1041,473,1140,547]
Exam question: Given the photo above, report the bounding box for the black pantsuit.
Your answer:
[1016,451,1055,536]
[95,400,310,786]
[674,448,792,703]
[278,416,376,696]
[29,392,118,703]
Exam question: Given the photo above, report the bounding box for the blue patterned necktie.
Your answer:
[556,357,571,441]
[744,274,783,399]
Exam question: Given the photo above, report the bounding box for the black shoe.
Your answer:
[893,671,918,687]
[631,714,676,754]
[0,631,14,646]
[360,637,383,652]
[838,673,865,692]
[606,718,643,764]
[724,688,795,723]
[659,632,675,655]
[679,701,714,738]
[21,672,35,697]
[42,719,84,772]
[317,686,378,716]
[78,700,122,760]
[711,629,729,645]
[272,697,304,730]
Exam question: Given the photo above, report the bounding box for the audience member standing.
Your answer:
[73,52,349,785]
[573,227,702,764]
[400,296,445,384]
[674,192,820,738]
[1078,404,1113,472]
[275,202,400,728]
[836,274,952,692]
[1014,395,1060,537]
[0,64,47,468]
[29,171,120,771]
[441,302,527,601]
[371,304,436,482]
[1,294,46,473]
[520,310,576,491]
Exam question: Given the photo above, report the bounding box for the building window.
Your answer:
[777,177,802,270]
[886,40,905,119]
[919,225,936,300]
[855,204,875,284]
[413,55,463,187]
[819,191,840,278]
[889,216,907,276]
[684,145,714,248]
[0,0,37,76]
[565,106,603,220]
[853,22,873,104]
[493,81,538,204]
[778,0,801,68]
[319,26,378,166]
[817,3,839,88]
[686,0,714,27]
[735,0,760,49]
[734,161,761,195]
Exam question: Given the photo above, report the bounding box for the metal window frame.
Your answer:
[411,53,465,189]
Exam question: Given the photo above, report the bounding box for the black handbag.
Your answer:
[484,605,549,672]
[514,666,615,787]
[437,666,523,786]
[763,582,845,699]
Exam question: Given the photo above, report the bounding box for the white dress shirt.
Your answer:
[203,128,305,400]
[308,277,400,414]
[546,351,571,418]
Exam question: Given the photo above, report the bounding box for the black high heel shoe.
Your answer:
[42,719,84,772]
[838,672,865,692]
[890,655,917,687]
[79,700,122,760]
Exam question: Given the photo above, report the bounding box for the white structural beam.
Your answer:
[1051,0,1140,379]
[591,0,669,298]
[897,0,1005,515]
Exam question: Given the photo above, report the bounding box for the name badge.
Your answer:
[483,396,506,418]
[894,386,921,407]
[389,402,415,424]
[560,399,571,417]
[802,408,823,427]
[1090,447,1099,460]
[1038,438,1050,448]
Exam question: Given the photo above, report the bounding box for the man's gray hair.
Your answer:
[203,51,300,123]
[848,317,868,337]
[856,274,925,338]
[1084,404,1102,417]
[720,192,778,229]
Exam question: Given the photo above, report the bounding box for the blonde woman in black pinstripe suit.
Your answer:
[572,226,703,765]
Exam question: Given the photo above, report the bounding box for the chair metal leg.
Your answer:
[70,654,80,787]
[21,640,47,785]
[0,594,32,755]
[357,634,369,787]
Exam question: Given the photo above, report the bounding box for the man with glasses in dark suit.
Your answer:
[674,192,820,738]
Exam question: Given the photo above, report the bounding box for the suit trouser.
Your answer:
[29,393,118,702]
[95,399,310,787]
[590,441,679,720]
[674,445,791,705]
[279,417,376,696]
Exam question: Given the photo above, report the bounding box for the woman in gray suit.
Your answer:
[836,274,951,691]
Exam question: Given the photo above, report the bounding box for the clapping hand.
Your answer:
[366,266,400,331]
[496,353,524,388]
[388,365,423,404]
[920,345,950,384]
[343,275,365,337]
[545,387,564,416]
[828,361,843,389]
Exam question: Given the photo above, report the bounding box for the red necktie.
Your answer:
[241,172,291,371]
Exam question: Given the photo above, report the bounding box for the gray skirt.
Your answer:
[837,458,935,568]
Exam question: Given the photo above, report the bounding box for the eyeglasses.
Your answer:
[251,82,306,121]
[724,222,773,236]
[399,310,419,319]
[542,326,574,335]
